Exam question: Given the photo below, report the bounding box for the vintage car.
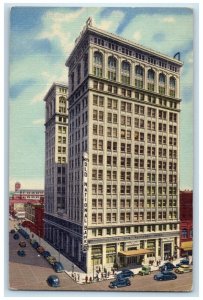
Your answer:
[175,265,192,274]
[138,266,151,276]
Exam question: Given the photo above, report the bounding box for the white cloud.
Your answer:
[133,31,142,42]
[96,10,125,33]
[162,16,176,23]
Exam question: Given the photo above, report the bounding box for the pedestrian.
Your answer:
[113,268,115,275]
[101,272,104,279]
[89,276,92,283]
[99,266,101,273]
[156,260,159,267]
[107,271,110,278]
[77,273,80,282]
[85,275,88,284]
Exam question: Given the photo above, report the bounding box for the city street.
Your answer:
[9,225,193,292]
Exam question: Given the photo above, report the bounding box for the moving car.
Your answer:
[37,246,45,254]
[175,259,190,268]
[117,269,135,280]
[159,262,176,272]
[17,250,26,257]
[175,265,192,274]
[47,275,60,288]
[138,265,151,276]
[19,241,26,247]
[154,271,177,281]
[42,251,51,258]
[32,242,40,249]
[53,262,64,273]
[13,233,20,240]
[109,278,131,288]
[47,256,57,265]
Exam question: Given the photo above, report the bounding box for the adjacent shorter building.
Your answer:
[179,190,193,256]
[23,202,44,238]
[9,184,44,219]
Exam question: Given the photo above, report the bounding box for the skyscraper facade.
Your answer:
[45,19,183,274]
[44,82,69,249]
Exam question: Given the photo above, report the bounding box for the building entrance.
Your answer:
[164,243,172,260]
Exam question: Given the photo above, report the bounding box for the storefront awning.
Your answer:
[118,249,153,257]
[181,241,193,251]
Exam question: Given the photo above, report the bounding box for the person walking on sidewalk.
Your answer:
[85,275,88,284]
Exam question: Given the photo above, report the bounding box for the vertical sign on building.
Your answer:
[82,152,88,252]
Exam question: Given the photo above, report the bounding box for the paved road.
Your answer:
[9,222,192,292]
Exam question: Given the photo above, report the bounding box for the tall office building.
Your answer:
[64,18,183,273]
[44,19,183,274]
[44,82,68,247]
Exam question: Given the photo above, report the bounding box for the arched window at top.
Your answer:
[135,65,144,89]
[94,51,103,65]
[108,56,117,70]
[135,65,144,77]
[93,51,103,77]
[148,69,155,81]
[108,56,117,81]
[159,73,166,95]
[159,73,166,84]
[121,61,130,75]
[121,61,130,84]
[169,76,176,97]
[169,76,176,88]
[147,69,155,91]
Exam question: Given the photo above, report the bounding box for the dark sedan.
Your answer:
[109,278,131,288]
[53,262,64,273]
[13,233,20,240]
[47,275,60,288]
[154,271,177,281]
[117,269,135,280]
[17,250,26,257]
[176,259,190,268]
[159,262,176,272]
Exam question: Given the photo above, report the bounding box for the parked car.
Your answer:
[154,271,177,281]
[175,265,192,274]
[19,241,26,247]
[13,233,20,240]
[175,259,190,268]
[42,251,51,258]
[47,256,57,265]
[17,250,26,257]
[53,262,64,273]
[117,269,135,280]
[37,246,45,254]
[10,229,15,234]
[109,278,131,288]
[159,262,176,272]
[32,242,39,249]
[47,275,60,288]
[138,265,151,276]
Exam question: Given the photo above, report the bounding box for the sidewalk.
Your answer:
[21,226,190,285]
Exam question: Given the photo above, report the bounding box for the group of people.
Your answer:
[84,267,114,284]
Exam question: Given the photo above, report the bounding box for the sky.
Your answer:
[9,6,193,191]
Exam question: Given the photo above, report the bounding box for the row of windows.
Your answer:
[93,52,177,96]
[92,169,177,183]
[92,184,177,195]
[92,126,177,144]
[93,37,178,73]
[91,223,178,237]
[91,210,177,223]
[92,198,177,209]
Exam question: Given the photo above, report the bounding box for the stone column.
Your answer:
[155,239,159,260]
[86,245,92,275]
[143,240,147,264]
[102,244,106,269]
[71,237,75,257]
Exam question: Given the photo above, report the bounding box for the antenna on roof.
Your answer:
[173,52,180,61]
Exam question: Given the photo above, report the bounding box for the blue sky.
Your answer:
[9,6,193,190]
